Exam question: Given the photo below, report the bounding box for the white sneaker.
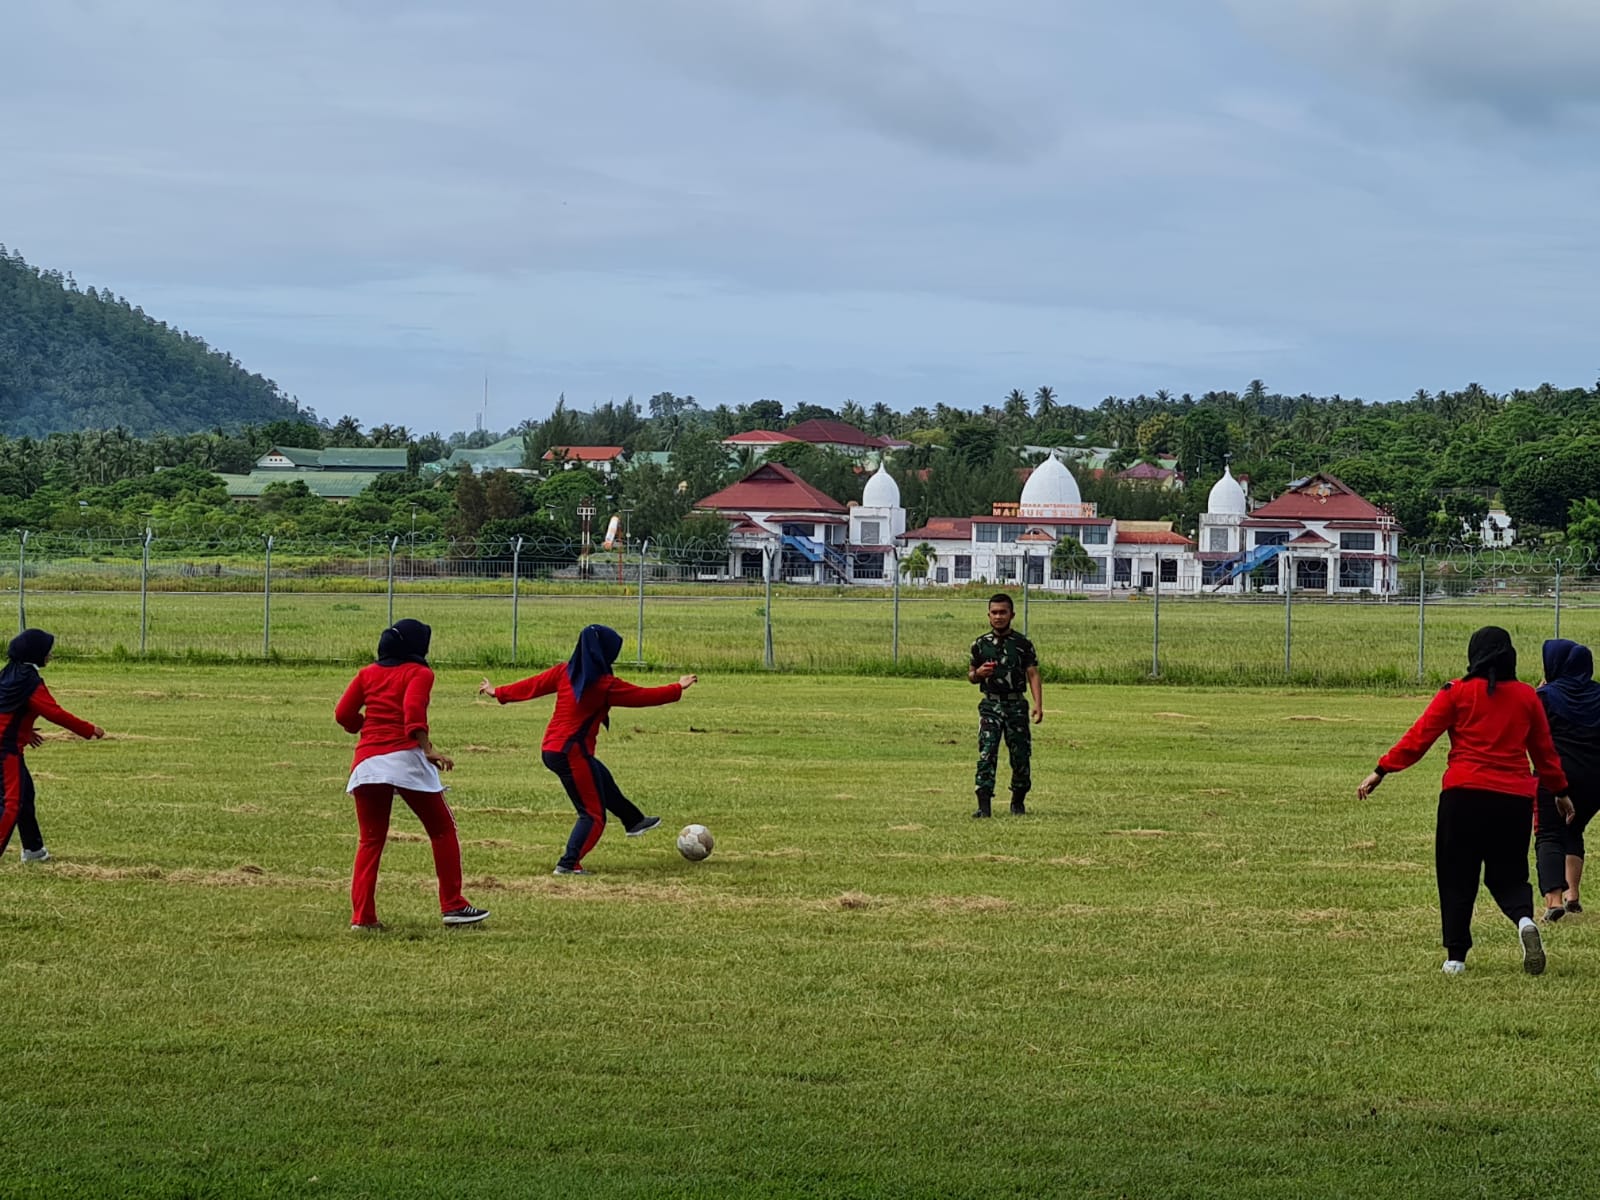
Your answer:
[1441,959,1466,975]
[1519,919,1546,976]
[20,847,50,863]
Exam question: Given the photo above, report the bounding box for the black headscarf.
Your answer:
[1540,638,1600,728]
[375,619,431,667]
[0,629,55,715]
[1465,626,1517,695]
[568,625,624,704]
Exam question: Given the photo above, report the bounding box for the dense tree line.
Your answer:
[0,246,307,437]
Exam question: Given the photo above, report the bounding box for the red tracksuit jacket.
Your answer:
[1379,676,1568,799]
[495,664,682,754]
[1,682,97,797]
[334,662,434,768]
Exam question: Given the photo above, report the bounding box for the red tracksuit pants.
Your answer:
[0,755,45,856]
[350,784,467,925]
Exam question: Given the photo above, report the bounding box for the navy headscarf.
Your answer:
[1465,626,1517,695]
[568,625,624,704]
[1540,638,1600,729]
[0,629,55,715]
[375,619,431,667]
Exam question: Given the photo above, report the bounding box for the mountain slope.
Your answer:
[0,245,308,436]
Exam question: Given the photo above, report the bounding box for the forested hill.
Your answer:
[0,246,308,437]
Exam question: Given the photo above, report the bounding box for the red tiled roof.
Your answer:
[902,517,973,540]
[1115,530,1193,546]
[543,445,625,461]
[721,430,797,445]
[784,419,891,448]
[1287,532,1331,546]
[695,462,846,513]
[1248,473,1385,521]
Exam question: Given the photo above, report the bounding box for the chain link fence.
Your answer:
[7,530,1600,685]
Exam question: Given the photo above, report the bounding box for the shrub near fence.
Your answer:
[7,531,1600,685]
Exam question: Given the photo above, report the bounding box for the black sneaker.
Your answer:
[443,905,490,926]
[1010,801,1027,816]
[1545,905,1566,923]
[626,816,663,837]
[971,809,991,819]
[1566,900,1584,914]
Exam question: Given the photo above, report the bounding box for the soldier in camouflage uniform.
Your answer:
[967,593,1043,818]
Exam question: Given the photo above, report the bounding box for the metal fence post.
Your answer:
[1417,554,1426,683]
[891,548,901,666]
[1554,558,1563,640]
[636,539,649,666]
[1283,553,1293,678]
[140,526,153,655]
[16,530,27,634]
[1152,554,1162,678]
[1021,551,1030,635]
[510,536,524,666]
[763,546,775,669]
[386,536,399,626]
[262,534,274,658]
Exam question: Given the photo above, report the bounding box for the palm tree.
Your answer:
[899,541,937,585]
[1050,535,1095,591]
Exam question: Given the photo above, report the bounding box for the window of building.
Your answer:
[1080,525,1109,545]
[1340,531,1376,551]
[1026,557,1045,585]
[1338,557,1375,589]
[1160,558,1178,584]
[975,524,1000,543]
[1296,559,1328,590]
[858,520,881,545]
[1255,530,1291,547]
[935,567,949,584]
[1208,527,1230,552]
[739,551,763,579]
[852,553,886,581]
[996,555,1019,580]
[1087,558,1108,585]
[954,555,972,580]
[1113,557,1132,584]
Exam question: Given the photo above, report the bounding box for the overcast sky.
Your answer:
[5,0,1599,432]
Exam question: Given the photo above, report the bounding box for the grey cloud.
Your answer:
[1227,0,1600,118]
[579,0,1055,161]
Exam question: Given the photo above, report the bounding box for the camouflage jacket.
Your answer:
[970,629,1038,697]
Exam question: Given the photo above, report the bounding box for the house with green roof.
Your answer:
[219,445,409,501]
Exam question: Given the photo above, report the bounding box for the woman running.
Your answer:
[0,629,105,863]
[1357,626,1570,976]
[335,619,488,930]
[1534,638,1600,922]
[479,624,695,876]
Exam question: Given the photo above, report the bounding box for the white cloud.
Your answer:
[1227,0,1600,117]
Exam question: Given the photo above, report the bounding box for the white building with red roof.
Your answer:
[694,462,852,582]
[896,453,1200,592]
[1201,471,1400,594]
[719,430,798,455]
[542,445,628,476]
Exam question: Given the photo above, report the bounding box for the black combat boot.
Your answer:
[1010,790,1028,816]
[972,790,993,819]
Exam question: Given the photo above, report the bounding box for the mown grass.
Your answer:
[10,586,1600,688]
[3,666,1599,1198]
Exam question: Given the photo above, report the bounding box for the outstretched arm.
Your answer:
[484,665,562,704]
[30,683,102,740]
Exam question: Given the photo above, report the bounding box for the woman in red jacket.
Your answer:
[0,629,105,863]
[1358,626,1571,976]
[479,624,696,876]
[335,619,488,930]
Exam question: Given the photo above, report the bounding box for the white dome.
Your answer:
[1020,453,1081,509]
[1207,467,1247,516]
[861,463,900,509]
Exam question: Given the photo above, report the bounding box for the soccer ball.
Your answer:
[677,823,714,862]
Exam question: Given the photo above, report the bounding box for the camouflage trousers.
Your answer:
[975,694,1031,796]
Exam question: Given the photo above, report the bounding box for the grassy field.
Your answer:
[9,585,1600,688]
[3,665,1598,1198]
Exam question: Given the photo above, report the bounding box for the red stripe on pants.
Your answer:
[566,746,607,865]
[0,756,21,854]
[350,784,467,925]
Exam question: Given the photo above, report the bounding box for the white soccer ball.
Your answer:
[677,823,714,862]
